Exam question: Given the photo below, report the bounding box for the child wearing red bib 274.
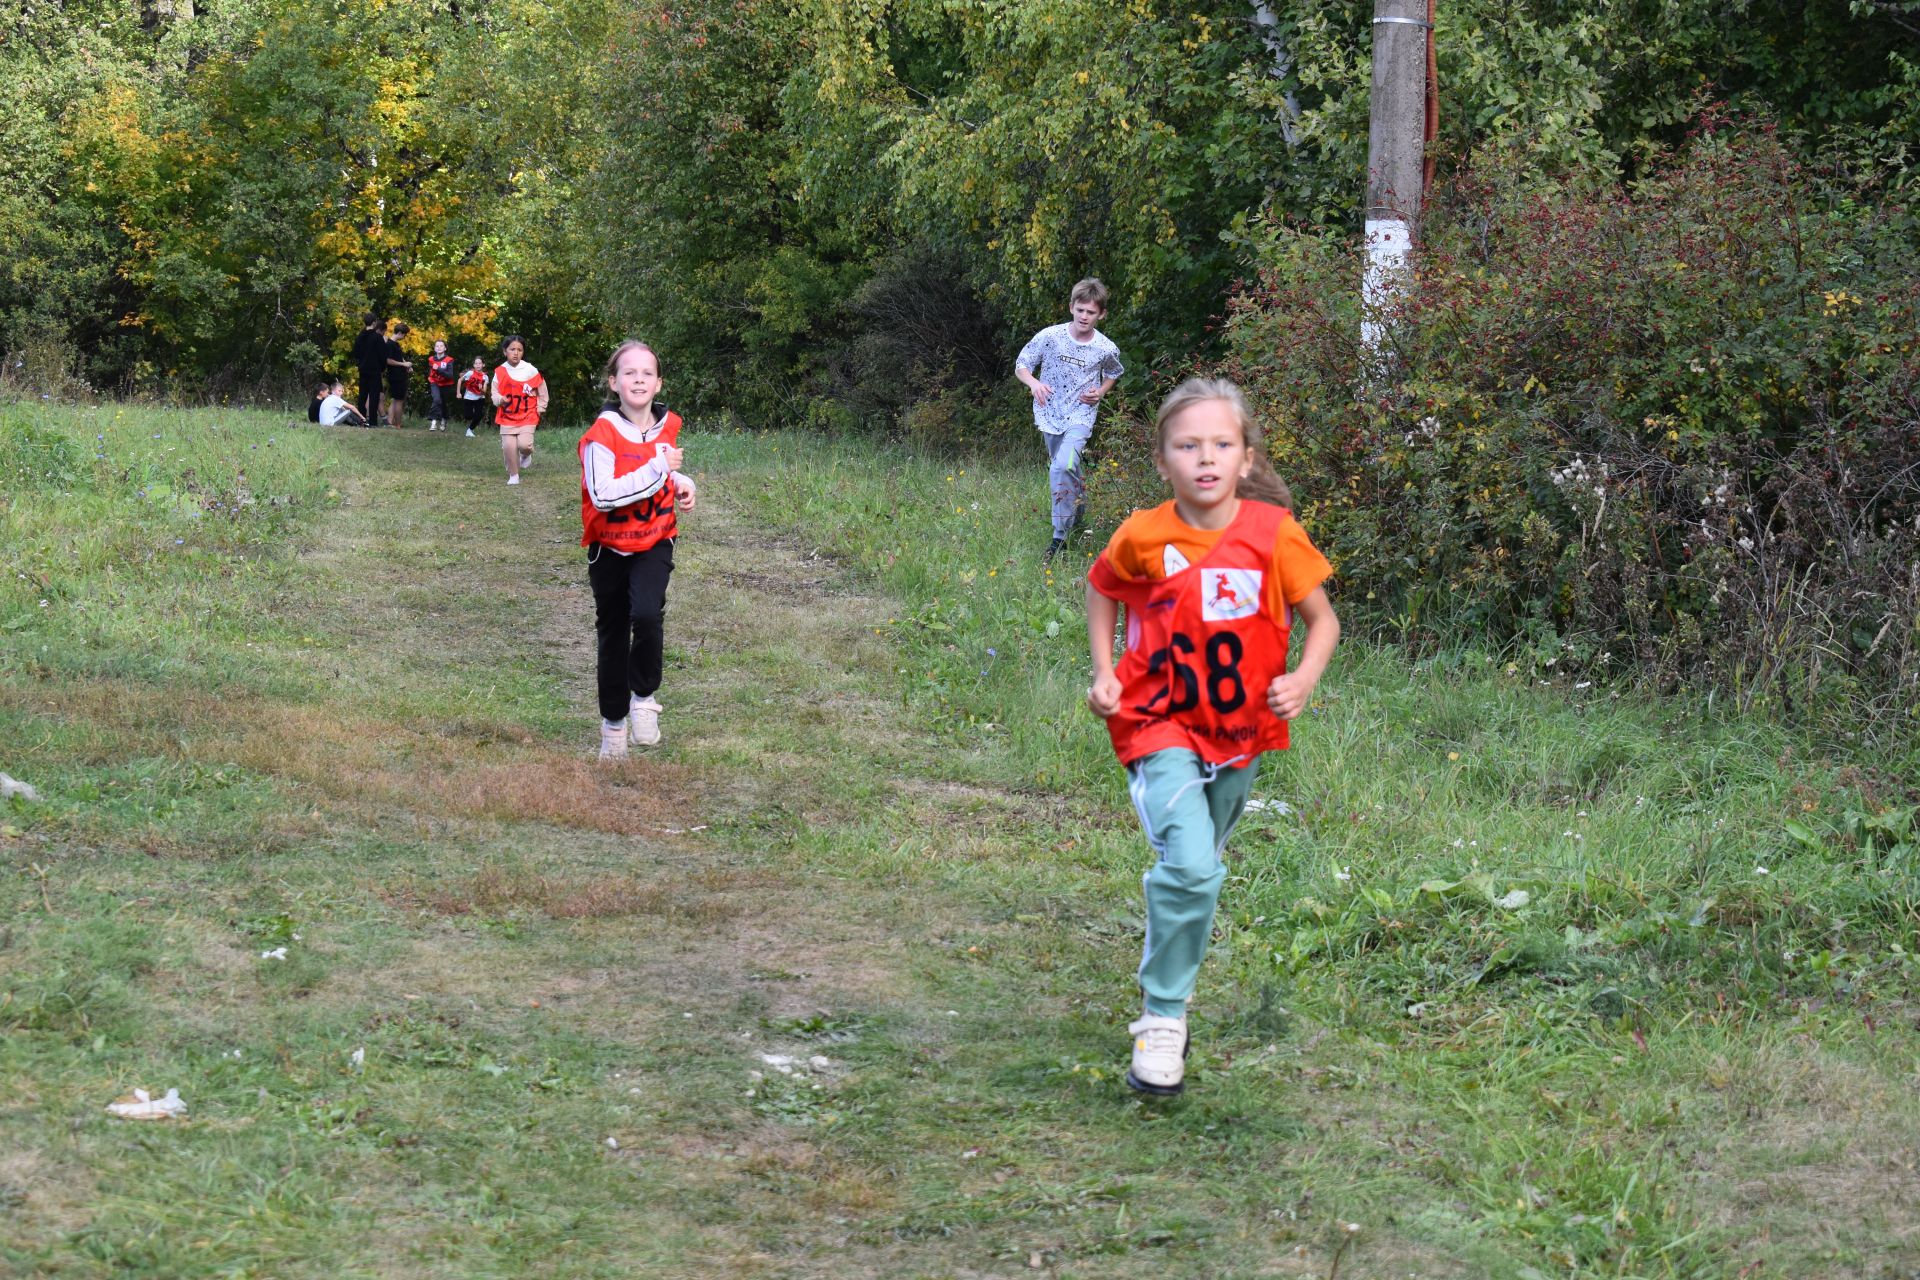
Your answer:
[580,340,698,761]
[1086,377,1340,1097]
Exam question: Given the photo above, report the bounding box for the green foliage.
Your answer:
[799,0,1292,368]
[1220,116,1920,728]
[1269,0,1920,214]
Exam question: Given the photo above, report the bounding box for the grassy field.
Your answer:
[2,400,1916,1279]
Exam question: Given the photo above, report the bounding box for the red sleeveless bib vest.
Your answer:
[1091,501,1294,766]
[494,365,544,427]
[578,411,681,553]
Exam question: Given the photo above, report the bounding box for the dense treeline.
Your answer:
[6,0,1916,414]
[4,0,1918,718]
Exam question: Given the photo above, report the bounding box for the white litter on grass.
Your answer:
[259,947,288,961]
[605,1136,620,1150]
[1243,799,1293,815]
[807,1055,831,1071]
[0,773,39,802]
[107,1088,186,1120]
[349,1047,365,1069]
[1494,890,1532,910]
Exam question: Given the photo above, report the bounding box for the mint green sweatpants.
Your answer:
[1125,748,1260,1019]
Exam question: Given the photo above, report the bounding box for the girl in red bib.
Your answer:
[579,340,698,760]
[1086,377,1340,1096]
[491,334,548,485]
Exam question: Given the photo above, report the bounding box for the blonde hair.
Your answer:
[600,339,660,411]
[1155,377,1294,508]
[1070,277,1109,310]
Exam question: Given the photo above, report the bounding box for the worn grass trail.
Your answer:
[0,416,1431,1278]
[4,408,1918,1279]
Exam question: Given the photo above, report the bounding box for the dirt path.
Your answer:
[343,438,995,1276]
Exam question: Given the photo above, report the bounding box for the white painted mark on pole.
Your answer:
[1361,216,1411,354]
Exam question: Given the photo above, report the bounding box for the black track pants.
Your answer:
[588,539,673,723]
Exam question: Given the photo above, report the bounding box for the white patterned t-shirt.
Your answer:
[1016,323,1124,435]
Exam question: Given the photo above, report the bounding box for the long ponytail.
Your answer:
[1155,377,1295,509]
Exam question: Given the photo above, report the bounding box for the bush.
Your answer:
[1221,112,1920,730]
[828,246,1009,440]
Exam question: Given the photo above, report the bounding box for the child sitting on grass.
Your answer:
[1085,377,1339,1096]
[316,377,368,427]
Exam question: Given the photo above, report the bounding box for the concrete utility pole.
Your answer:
[1362,0,1431,354]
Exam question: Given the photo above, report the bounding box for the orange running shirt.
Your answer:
[1088,500,1331,765]
[493,364,545,428]
[579,411,681,554]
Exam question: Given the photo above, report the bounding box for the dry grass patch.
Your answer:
[382,865,768,923]
[0,1146,99,1245]
[3,681,706,837]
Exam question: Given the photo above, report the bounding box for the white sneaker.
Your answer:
[598,720,629,761]
[506,475,520,486]
[1125,1014,1189,1096]
[629,696,662,746]
[519,449,533,469]
[465,428,475,437]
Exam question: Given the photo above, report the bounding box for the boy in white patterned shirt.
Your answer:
[1015,277,1124,562]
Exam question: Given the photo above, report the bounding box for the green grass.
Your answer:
[3,402,1917,1279]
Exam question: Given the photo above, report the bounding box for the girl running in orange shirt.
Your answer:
[1085,377,1340,1096]
[579,340,697,759]
[491,334,548,485]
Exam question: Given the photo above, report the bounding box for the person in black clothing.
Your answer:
[385,321,414,428]
[351,313,388,424]
[307,378,327,423]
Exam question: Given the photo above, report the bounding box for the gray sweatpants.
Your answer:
[1043,426,1091,539]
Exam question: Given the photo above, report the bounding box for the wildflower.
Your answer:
[986,648,997,657]
[1334,867,1352,882]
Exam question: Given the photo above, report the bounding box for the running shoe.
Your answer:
[629,696,662,747]
[1125,1014,1190,1096]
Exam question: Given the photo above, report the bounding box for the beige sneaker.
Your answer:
[629,696,662,747]
[598,720,629,761]
[1125,1014,1189,1096]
